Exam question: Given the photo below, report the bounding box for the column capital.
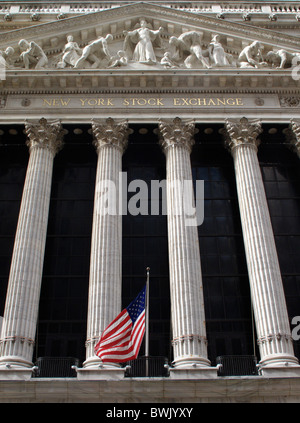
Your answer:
[158,117,197,154]
[91,118,131,154]
[287,119,300,157]
[223,117,262,153]
[25,117,65,156]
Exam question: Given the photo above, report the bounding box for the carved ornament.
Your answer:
[223,117,262,152]
[158,117,197,153]
[91,117,131,154]
[25,117,65,155]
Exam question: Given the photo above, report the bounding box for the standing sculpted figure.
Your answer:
[208,34,230,67]
[74,34,113,68]
[123,19,163,64]
[57,35,82,68]
[169,31,211,69]
[238,41,266,68]
[18,39,48,69]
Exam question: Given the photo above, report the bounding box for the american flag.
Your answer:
[94,286,146,363]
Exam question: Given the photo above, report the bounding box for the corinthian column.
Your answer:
[223,117,300,376]
[158,117,215,378]
[0,118,64,379]
[288,119,300,158]
[82,118,130,374]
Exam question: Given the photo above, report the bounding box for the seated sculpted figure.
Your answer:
[238,41,266,68]
[57,35,82,68]
[0,46,15,68]
[265,49,300,69]
[169,31,211,69]
[74,34,113,68]
[19,39,48,69]
[160,52,178,68]
[108,50,128,68]
[123,19,163,65]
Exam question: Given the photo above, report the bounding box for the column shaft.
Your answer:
[224,117,298,368]
[84,118,129,368]
[0,118,64,369]
[158,117,209,368]
[288,119,300,158]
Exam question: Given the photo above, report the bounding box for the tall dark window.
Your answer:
[122,125,170,359]
[0,127,27,316]
[192,125,255,364]
[36,126,95,362]
[259,124,300,360]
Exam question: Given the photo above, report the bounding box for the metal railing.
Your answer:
[33,357,80,378]
[32,355,259,378]
[216,355,258,376]
[125,356,169,378]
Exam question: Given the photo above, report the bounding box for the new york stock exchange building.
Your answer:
[0,0,300,404]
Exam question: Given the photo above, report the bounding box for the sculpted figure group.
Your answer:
[2,18,300,71]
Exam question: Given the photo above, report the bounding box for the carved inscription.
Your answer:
[41,96,244,108]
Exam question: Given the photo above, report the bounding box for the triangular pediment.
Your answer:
[1,2,300,93]
[1,2,300,50]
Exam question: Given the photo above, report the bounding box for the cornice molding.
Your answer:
[1,68,299,96]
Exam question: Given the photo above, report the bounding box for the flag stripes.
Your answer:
[94,286,146,363]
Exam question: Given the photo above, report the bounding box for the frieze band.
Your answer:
[1,95,297,112]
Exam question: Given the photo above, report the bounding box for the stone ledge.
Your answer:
[0,376,300,403]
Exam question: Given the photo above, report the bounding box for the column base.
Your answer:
[169,355,219,379]
[0,362,34,381]
[169,365,219,379]
[75,367,126,381]
[259,354,300,378]
[75,355,126,380]
[259,365,300,378]
[0,356,35,380]
[172,355,211,368]
[0,368,34,380]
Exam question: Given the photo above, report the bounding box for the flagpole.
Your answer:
[145,267,150,376]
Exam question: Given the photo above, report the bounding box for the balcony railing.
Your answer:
[125,356,169,378]
[33,357,80,378]
[216,355,258,376]
[32,355,259,378]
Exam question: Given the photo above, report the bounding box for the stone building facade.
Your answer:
[0,0,300,402]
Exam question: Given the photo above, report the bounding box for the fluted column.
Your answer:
[288,119,300,158]
[158,117,210,370]
[223,117,299,373]
[0,118,64,373]
[83,118,130,369]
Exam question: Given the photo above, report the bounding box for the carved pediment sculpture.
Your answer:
[169,31,211,69]
[238,41,268,68]
[123,18,164,65]
[0,47,15,69]
[265,49,300,69]
[57,35,82,69]
[73,34,113,69]
[18,39,48,70]
[208,35,234,67]
[1,2,300,74]
[11,30,300,72]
